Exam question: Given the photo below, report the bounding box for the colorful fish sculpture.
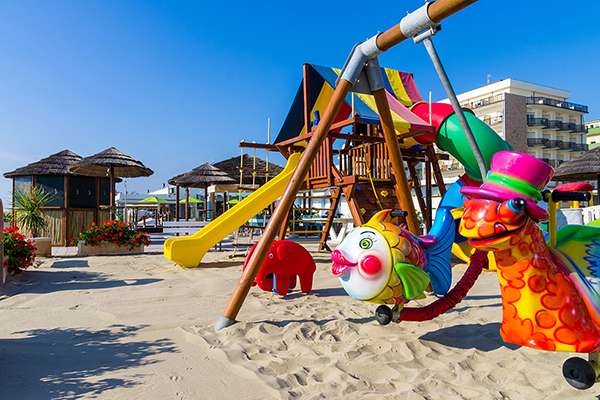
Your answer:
[331,208,455,309]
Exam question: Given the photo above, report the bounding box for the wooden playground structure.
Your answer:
[217,0,478,331]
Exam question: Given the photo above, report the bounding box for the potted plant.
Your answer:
[72,220,151,256]
[11,185,57,256]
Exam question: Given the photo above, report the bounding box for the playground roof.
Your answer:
[274,64,432,144]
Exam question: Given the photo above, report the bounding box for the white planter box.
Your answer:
[77,241,144,256]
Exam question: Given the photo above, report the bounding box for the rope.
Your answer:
[397,249,488,322]
[361,144,383,210]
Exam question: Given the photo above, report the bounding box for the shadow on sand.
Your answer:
[419,322,520,351]
[0,325,178,399]
[1,266,161,296]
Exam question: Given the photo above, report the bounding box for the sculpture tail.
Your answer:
[424,207,456,295]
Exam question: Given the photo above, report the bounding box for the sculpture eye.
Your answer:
[269,253,274,258]
[359,238,373,250]
[508,198,526,213]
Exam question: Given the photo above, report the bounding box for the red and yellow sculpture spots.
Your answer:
[460,151,600,353]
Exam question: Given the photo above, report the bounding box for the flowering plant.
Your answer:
[3,226,37,274]
[70,220,151,250]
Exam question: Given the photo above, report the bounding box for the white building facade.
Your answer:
[437,78,589,183]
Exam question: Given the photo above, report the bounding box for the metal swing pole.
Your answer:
[416,26,488,178]
[216,0,479,332]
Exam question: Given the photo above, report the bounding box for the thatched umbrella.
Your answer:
[213,154,284,189]
[553,147,600,198]
[169,163,234,221]
[68,147,153,219]
[4,149,83,179]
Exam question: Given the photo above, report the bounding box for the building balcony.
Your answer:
[558,122,576,132]
[558,141,576,151]
[527,117,548,127]
[543,120,562,130]
[526,96,588,113]
[527,138,548,147]
[483,116,503,126]
[547,140,562,148]
[574,143,589,151]
[573,124,588,133]
[461,93,505,110]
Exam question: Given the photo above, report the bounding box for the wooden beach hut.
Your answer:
[3,150,116,245]
[68,147,154,220]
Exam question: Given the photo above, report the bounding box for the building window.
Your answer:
[69,176,97,208]
[36,175,64,207]
[99,178,111,206]
[14,176,32,191]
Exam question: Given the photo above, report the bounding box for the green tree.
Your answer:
[12,185,57,237]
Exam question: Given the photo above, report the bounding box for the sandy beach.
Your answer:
[0,244,595,399]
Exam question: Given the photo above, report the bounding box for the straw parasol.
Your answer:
[169,163,234,220]
[68,147,153,219]
[552,147,600,194]
[213,154,284,188]
[4,149,83,178]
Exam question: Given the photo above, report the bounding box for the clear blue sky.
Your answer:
[2,0,599,206]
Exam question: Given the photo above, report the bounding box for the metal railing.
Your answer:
[547,140,562,148]
[483,116,503,126]
[526,96,588,113]
[527,138,548,147]
[527,117,548,127]
[460,93,505,110]
[558,122,576,131]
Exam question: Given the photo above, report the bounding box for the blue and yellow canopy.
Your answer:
[274,64,432,145]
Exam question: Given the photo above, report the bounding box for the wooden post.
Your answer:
[217,79,353,330]
[425,146,447,196]
[175,185,180,221]
[372,88,420,234]
[109,165,115,220]
[303,63,311,135]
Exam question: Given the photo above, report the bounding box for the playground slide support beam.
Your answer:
[216,79,353,331]
[372,86,421,233]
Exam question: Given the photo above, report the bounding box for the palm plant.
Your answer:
[12,185,57,237]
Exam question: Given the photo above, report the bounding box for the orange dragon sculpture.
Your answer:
[459,151,600,389]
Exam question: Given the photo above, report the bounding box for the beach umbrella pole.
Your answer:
[109,165,115,220]
[216,0,479,331]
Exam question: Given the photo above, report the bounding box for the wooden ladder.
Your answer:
[278,190,341,251]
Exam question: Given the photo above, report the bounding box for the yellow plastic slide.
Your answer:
[164,152,302,267]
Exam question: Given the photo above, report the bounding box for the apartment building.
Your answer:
[586,119,600,150]
[437,79,589,184]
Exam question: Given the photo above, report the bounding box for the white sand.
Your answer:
[0,250,595,399]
